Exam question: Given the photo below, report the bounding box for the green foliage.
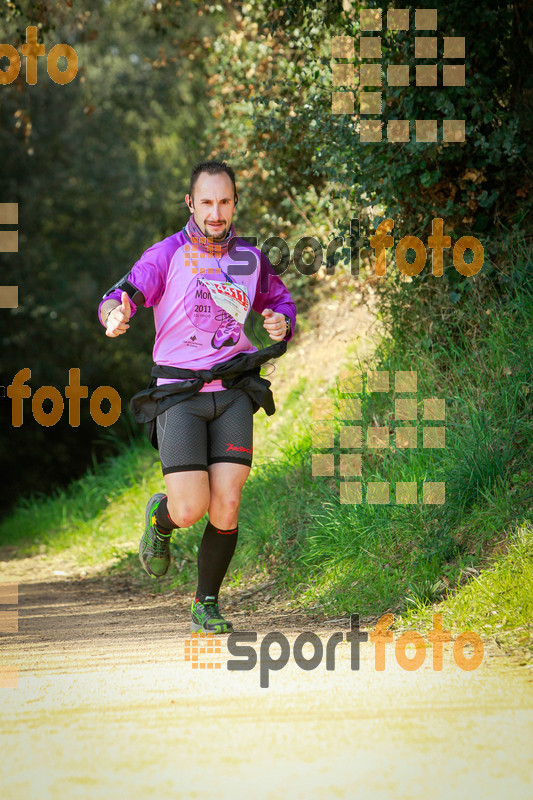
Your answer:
[2,0,531,513]
[202,0,532,247]
[0,0,222,511]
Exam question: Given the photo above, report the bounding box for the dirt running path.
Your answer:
[1,577,532,800]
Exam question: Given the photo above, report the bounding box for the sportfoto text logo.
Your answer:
[0,26,78,85]
[6,368,121,427]
[184,217,484,292]
[184,614,484,688]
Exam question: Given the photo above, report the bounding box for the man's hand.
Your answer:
[261,308,287,341]
[105,291,131,338]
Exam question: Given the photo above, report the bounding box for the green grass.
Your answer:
[267,284,533,622]
[401,521,533,661]
[0,441,160,563]
[0,230,531,653]
[443,522,533,652]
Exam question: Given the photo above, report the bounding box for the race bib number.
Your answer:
[198,278,250,324]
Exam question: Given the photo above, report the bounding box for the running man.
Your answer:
[98,160,296,634]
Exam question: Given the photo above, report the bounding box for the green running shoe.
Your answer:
[191,597,234,634]
[139,493,171,578]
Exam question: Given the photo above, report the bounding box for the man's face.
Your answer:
[186,171,237,240]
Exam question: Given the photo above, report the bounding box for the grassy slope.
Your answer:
[1,238,531,657]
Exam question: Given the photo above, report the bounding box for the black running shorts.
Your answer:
[156,388,254,475]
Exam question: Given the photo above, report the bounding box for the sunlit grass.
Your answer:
[401,521,533,659]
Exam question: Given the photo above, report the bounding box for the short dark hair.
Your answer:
[189,160,237,203]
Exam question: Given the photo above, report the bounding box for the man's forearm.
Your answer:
[100,299,120,326]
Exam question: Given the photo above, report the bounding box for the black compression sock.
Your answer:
[196,520,238,603]
[154,495,179,535]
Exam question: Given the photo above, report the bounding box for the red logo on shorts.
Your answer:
[225,443,253,454]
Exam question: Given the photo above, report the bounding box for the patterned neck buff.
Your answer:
[183,213,236,257]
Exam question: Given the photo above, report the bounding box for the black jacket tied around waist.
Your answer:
[129,340,287,450]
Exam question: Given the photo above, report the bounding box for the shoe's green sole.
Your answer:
[190,620,233,634]
[139,492,168,578]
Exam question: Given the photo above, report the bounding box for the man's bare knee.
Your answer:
[208,491,242,523]
[167,498,207,528]
[164,470,210,528]
[212,494,241,516]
